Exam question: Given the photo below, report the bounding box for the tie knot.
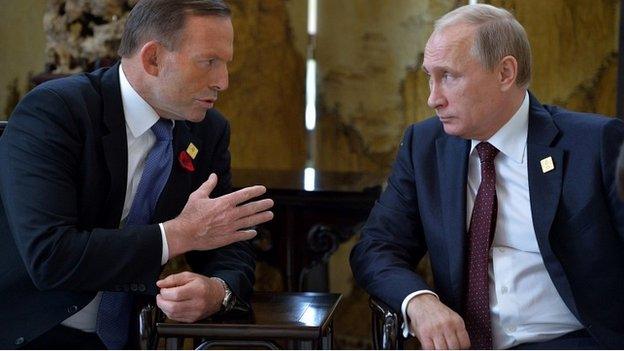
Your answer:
[476,142,499,164]
[151,119,173,141]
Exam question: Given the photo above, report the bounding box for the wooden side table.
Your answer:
[233,168,384,292]
[143,292,342,350]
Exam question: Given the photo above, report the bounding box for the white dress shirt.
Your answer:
[401,92,582,348]
[62,64,170,332]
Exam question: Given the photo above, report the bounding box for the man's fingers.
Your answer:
[233,229,258,241]
[233,211,274,230]
[444,331,461,350]
[457,328,471,349]
[157,295,195,321]
[159,285,192,302]
[432,334,449,350]
[234,198,274,219]
[418,336,435,350]
[220,185,267,206]
[157,271,196,288]
[194,173,218,199]
[200,229,258,250]
[216,229,258,247]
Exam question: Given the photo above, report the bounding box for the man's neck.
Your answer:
[477,88,527,141]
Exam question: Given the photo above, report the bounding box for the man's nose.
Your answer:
[427,83,445,110]
[212,65,229,91]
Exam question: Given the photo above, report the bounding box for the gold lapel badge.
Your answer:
[540,156,554,173]
[186,142,199,160]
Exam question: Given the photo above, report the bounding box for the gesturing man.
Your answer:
[0,0,272,348]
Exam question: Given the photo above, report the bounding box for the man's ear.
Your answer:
[139,41,162,77]
[498,55,518,91]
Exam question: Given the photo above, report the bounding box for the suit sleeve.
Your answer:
[350,125,431,313]
[185,120,255,304]
[601,117,624,240]
[0,87,162,294]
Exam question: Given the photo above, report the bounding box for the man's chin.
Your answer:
[185,110,209,123]
[441,121,465,138]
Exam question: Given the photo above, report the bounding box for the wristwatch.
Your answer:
[214,277,235,312]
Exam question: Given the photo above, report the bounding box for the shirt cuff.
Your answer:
[401,290,439,338]
[159,223,169,266]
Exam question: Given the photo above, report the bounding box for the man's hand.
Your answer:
[407,294,471,350]
[156,271,225,323]
[164,173,274,258]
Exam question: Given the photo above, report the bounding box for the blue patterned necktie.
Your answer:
[96,118,173,349]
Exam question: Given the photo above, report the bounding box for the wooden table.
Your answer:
[233,168,384,291]
[155,292,342,350]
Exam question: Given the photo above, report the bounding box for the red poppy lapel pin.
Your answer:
[178,142,198,172]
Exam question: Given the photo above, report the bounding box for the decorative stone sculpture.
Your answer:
[43,0,137,73]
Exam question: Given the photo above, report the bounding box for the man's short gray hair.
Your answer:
[434,4,532,87]
[118,0,231,58]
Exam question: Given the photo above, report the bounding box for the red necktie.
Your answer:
[464,142,499,350]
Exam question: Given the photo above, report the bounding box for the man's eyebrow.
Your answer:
[423,65,455,74]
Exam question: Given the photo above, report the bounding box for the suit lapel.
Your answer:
[527,95,563,252]
[100,63,128,227]
[526,94,580,317]
[436,135,470,308]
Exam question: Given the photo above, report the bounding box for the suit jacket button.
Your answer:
[130,283,138,292]
[15,337,24,345]
[67,305,78,313]
[138,284,146,292]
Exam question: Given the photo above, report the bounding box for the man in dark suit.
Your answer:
[0,0,274,348]
[351,4,624,350]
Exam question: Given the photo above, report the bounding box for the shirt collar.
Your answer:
[119,64,161,138]
[470,91,529,164]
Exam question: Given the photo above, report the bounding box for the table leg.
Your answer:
[295,339,314,349]
[321,323,333,350]
[165,337,182,349]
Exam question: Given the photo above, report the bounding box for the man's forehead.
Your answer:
[424,25,475,64]
[429,24,475,49]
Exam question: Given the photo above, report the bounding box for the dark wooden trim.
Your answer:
[618,0,624,119]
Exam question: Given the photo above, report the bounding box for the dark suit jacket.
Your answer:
[0,64,255,348]
[351,94,624,348]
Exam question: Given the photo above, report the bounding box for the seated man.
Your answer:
[351,4,624,350]
[0,0,273,348]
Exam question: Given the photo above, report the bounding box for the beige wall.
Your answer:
[315,0,464,173]
[315,0,620,174]
[0,0,47,120]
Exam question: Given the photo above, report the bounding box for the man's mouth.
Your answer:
[195,98,216,108]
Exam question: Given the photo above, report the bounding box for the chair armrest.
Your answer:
[139,303,160,350]
[369,296,404,350]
